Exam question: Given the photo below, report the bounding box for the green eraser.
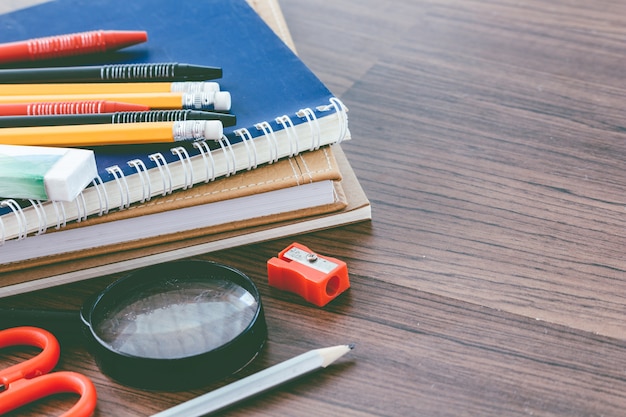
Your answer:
[0,144,97,202]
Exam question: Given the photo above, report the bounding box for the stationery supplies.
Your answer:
[0,326,97,417]
[0,0,350,237]
[151,344,354,417]
[0,63,222,83]
[1,261,268,391]
[267,242,350,307]
[0,81,221,95]
[0,29,147,64]
[0,90,233,111]
[0,109,237,128]
[0,144,97,201]
[0,0,371,297]
[0,119,224,146]
[0,100,150,115]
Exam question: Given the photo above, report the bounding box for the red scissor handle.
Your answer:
[0,326,97,417]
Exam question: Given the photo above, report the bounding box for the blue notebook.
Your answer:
[0,0,349,241]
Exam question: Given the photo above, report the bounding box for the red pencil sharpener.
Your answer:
[267,242,350,307]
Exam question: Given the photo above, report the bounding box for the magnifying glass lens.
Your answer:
[94,278,259,359]
[81,260,267,390]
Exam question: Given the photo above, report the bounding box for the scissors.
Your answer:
[0,326,97,417]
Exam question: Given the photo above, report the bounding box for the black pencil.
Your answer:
[0,110,236,128]
[0,63,222,84]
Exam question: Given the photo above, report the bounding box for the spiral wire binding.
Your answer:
[296,107,322,151]
[128,159,151,202]
[149,153,173,196]
[0,98,348,242]
[89,176,109,216]
[217,136,237,177]
[171,147,194,189]
[276,115,299,157]
[317,97,348,143]
[51,200,67,230]
[28,199,47,235]
[74,191,88,222]
[105,166,131,210]
[192,141,217,183]
[255,121,280,164]
[234,128,258,170]
[1,200,26,241]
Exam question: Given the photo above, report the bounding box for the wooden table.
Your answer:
[2,0,626,415]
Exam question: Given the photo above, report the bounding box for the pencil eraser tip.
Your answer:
[213,91,231,111]
[202,120,223,140]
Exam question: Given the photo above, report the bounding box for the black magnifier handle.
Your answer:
[0,308,84,344]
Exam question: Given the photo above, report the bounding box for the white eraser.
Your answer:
[213,91,231,111]
[0,144,97,202]
[46,148,98,201]
[202,120,224,140]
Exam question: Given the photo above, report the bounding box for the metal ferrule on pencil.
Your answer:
[169,81,220,93]
[172,120,223,141]
[181,91,231,111]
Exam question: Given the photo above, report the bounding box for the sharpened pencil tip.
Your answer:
[348,343,356,350]
[319,344,355,367]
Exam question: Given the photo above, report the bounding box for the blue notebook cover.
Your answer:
[0,0,349,226]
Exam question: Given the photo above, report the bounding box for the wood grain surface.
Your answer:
[2,0,626,416]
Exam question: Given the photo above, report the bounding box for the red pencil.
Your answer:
[0,101,150,116]
[0,30,147,64]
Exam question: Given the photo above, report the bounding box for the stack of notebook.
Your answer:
[0,0,371,296]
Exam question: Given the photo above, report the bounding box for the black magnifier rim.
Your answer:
[79,260,267,390]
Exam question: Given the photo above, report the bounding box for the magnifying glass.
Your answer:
[0,260,267,390]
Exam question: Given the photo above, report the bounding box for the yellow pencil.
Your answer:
[0,81,220,95]
[0,91,231,111]
[0,120,223,147]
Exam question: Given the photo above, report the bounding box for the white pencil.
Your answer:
[151,344,354,417]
